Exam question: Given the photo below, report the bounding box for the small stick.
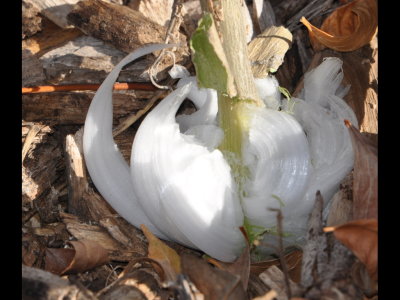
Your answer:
[22,82,157,94]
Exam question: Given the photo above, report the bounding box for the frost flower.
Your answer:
[83,45,357,262]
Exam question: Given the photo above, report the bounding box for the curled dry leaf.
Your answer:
[141,224,181,282]
[45,240,109,275]
[345,120,377,220]
[324,219,377,281]
[300,0,377,52]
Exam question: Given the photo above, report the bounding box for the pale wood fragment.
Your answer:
[65,128,90,217]
[128,0,174,27]
[258,266,301,300]
[22,124,46,162]
[248,26,293,78]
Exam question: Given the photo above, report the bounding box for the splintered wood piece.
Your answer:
[248,26,293,78]
[65,128,90,218]
[258,266,302,300]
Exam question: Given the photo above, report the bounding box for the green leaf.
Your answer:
[190,13,235,96]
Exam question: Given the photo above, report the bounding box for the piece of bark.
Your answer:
[300,191,327,288]
[22,126,67,223]
[258,266,302,300]
[128,0,174,27]
[22,90,154,125]
[22,17,82,57]
[22,233,48,269]
[22,49,47,86]
[22,1,43,39]
[300,192,362,299]
[67,0,188,56]
[25,0,81,28]
[37,35,163,85]
[22,264,96,300]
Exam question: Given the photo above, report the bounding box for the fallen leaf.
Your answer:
[181,253,247,300]
[300,0,377,52]
[141,224,181,282]
[324,219,377,280]
[45,240,109,275]
[345,120,377,220]
[207,227,251,289]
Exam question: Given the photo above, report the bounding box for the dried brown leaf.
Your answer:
[45,240,109,275]
[300,0,377,52]
[345,120,377,220]
[324,219,377,280]
[141,224,181,282]
[181,253,247,300]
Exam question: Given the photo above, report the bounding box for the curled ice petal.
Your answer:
[286,57,358,228]
[83,44,173,239]
[176,77,218,133]
[131,83,246,262]
[242,106,311,237]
